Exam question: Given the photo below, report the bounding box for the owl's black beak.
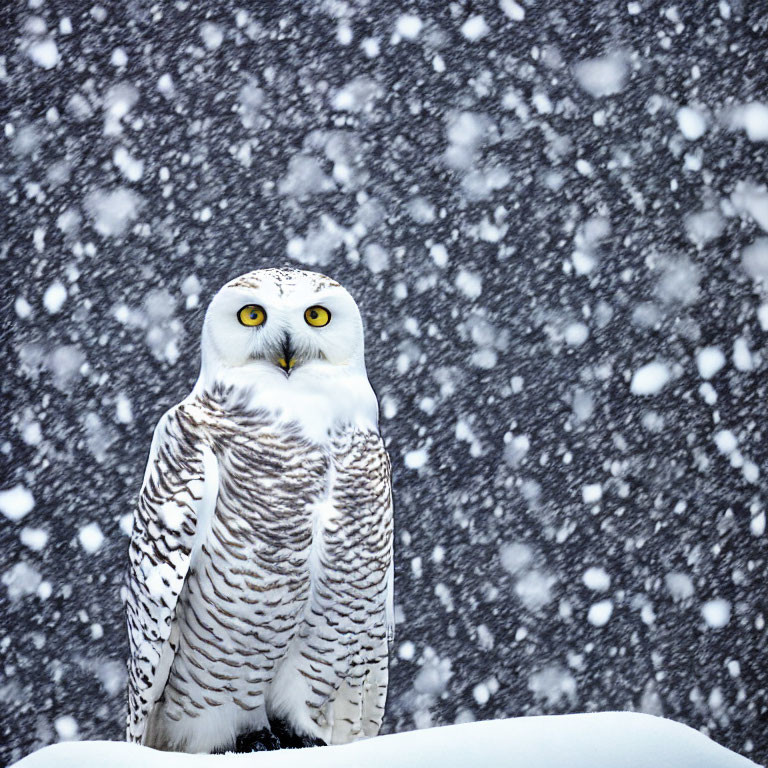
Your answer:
[277,336,296,375]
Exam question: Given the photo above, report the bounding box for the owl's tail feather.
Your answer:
[141,711,171,752]
[361,656,388,738]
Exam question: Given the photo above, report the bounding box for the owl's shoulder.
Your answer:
[175,384,268,426]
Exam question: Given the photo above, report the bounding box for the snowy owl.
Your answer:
[125,268,394,754]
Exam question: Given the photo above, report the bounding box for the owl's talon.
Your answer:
[233,728,282,753]
[270,719,327,750]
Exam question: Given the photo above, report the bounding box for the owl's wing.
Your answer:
[382,452,395,643]
[331,427,394,624]
[124,403,219,745]
[328,427,394,741]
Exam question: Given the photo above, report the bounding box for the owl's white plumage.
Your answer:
[125,269,393,754]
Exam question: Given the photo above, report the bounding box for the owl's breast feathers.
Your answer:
[125,384,393,752]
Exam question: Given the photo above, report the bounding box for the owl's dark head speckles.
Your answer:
[226,268,341,295]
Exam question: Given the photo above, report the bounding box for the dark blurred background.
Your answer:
[1,0,767,765]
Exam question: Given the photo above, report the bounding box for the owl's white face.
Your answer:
[200,269,366,379]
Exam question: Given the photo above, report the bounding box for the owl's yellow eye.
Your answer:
[237,305,267,327]
[304,305,331,327]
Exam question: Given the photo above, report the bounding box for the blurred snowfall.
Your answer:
[1,0,767,765]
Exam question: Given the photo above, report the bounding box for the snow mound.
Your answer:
[11,713,759,768]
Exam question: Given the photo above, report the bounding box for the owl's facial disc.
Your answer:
[202,270,366,377]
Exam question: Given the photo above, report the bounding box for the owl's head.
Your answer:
[199,268,367,380]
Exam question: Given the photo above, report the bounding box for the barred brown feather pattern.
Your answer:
[125,383,393,752]
[125,402,207,746]
[269,429,393,743]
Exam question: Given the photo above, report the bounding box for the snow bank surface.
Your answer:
[11,714,760,768]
